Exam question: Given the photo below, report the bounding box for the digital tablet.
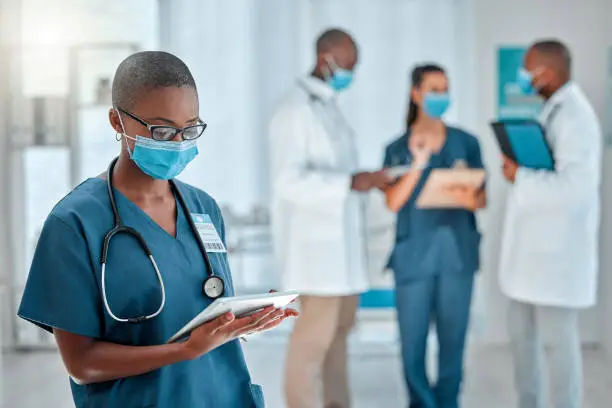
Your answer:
[490,119,555,171]
[167,291,300,343]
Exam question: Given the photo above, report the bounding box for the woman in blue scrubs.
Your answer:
[18,51,297,408]
[383,64,486,408]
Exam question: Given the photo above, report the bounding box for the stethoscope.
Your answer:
[101,157,225,324]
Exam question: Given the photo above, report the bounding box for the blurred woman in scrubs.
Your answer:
[383,64,486,408]
[18,51,296,408]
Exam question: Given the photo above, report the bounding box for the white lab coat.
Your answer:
[499,82,602,308]
[268,76,369,296]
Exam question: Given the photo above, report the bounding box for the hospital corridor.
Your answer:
[2,1,612,407]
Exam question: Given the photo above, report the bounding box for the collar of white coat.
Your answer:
[299,75,336,102]
[539,80,575,122]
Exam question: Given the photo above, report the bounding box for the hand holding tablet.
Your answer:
[168,291,300,343]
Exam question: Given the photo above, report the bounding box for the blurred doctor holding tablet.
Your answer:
[499,39,602,408]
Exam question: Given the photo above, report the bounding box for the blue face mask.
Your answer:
[328,68,354,92]
[423,92,450,118]
[325,55,354,92]
[517,67,536,94]
[116,109,198,180]
[125,135,198,180]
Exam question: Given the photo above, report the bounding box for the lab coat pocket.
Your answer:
[388,238,436,284]
[249,384,265,408]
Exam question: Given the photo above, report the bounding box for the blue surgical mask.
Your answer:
[517,67,536,94]
[328,69,354,91]
[423,92,450,118]
[116,109,198,180]
[325,56,354,92]
[127,136,198,180]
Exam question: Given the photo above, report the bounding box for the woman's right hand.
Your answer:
[409,138,431,169]
[182,307,288,360]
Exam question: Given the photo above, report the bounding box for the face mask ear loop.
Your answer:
[115,109,134,158]
[321,57,333,82]
[532,67,547,90]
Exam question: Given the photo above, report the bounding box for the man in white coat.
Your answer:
[500,39,602,408]
[268,29,391,408]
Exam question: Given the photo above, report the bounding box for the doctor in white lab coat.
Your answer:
[268,29,391,408]
[499,40,602,408]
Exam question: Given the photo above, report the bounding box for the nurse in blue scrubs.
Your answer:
[17,51,297,408]
[383,64,486,408]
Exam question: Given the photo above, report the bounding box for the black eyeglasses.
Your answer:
[116,107,207,141]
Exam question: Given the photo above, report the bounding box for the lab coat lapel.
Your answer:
[299,77,358,172]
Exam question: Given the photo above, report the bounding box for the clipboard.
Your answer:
[416,169,486,209]
[490,119,555,170]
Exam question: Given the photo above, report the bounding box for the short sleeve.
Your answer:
[467,135,484,169]
[382,145,393,167]
[18,214,102,338]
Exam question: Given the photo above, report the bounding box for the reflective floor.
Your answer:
[2,336,611,408]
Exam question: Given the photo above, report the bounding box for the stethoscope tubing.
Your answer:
[101,157,221,323]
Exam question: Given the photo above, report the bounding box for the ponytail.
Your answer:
[406,98,419,130]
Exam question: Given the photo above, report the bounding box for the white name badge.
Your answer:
[191,213,227,253]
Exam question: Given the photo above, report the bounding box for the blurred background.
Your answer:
[1,0,612,406]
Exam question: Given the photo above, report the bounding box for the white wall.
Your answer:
[471,0,612,346]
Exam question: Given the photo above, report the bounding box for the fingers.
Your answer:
[283,308,300,317]
[254,316,286,333]
[229,306,277,331]
[209,312,235,335]
[235,309,285,337]
[242,309,299,337]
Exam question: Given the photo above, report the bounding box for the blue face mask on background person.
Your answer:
[517,67,537,94]
[423,92,450,118]
[325,55,354,92]
[328,69,353,91]
[117,112,199,180]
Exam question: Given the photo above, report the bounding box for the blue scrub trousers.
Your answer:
[395,272,474,408]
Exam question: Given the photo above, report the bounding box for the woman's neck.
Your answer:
[112,153,172,202]
[411,114,444,134]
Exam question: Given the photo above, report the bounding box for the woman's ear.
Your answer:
[410,87,422,106]
[108,108,123,134]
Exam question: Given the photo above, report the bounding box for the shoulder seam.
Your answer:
[48,213,83,239]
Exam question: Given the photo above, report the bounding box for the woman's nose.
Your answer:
[171,132,185,142]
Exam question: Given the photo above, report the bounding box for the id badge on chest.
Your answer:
[191,214,227,253]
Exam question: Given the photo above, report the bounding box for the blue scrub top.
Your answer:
[18,178,264,408]
[383,126,484,284]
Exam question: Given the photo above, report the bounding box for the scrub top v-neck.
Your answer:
[383,126,485,283]
[18,178,264,408]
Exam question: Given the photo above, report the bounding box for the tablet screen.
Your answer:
[504,123,554,170]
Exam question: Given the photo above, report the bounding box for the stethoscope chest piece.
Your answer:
[203,275,225,299]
